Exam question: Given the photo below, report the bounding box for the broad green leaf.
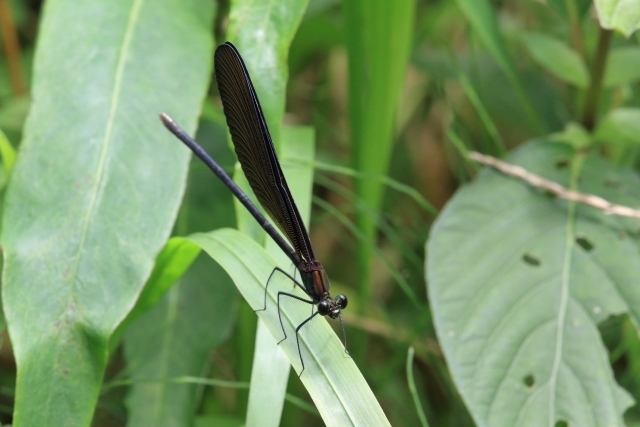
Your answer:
[0,1,214,425]
[343,0,416,320]
[604,46,640,86]
[428,141,637,427]
[189,229,391,427]
[595,0,640,37]
[521,33,589,88]
[594,107,640,146]
[123,254,238,427]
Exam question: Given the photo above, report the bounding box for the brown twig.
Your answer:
[469,151,640,219]
[0,0,26,95]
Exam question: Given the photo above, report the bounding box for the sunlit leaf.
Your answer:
[0,1,215,425]
[595,0,640,37]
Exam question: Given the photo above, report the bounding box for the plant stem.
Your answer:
[0,0,26,95]
[581,27,613,131]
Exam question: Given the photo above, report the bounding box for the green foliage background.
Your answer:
[1,0,640,426]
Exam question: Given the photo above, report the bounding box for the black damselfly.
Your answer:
[160,42,347,376]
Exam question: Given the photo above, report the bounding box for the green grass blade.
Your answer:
[406,347,429,427]
[343,0,417,321]
[189,229,391,427]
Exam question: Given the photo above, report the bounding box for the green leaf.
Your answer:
[112,237,201,349]
[245,126,316,427]
[123,254,238,427]
[0,126,16,177]
[595,0,640,37]
[521,33,589,88]
[132,238,201,317]
[223,0,312,421]
[0,1,215,425]
[455,0,514,77]
[594,107,640,146]
[457,71,506,156]
[547,0,592,19]
[455,0,544,132]
[245,321,290,427]
[427,140,637,427]
[189,229,391,427]
[289,13,343,74]
[225,0,310,153]
[604,46,640,86]
[549,122,593,150]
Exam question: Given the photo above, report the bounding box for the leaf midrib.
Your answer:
[47,0,146,416]
[548,173,579,425]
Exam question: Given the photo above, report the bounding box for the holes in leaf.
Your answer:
[522,253,541,267]
[555,420,568,427]
[575,235,594,252]
[523,374,535,388]
[554,158,570,169]
[604,178,620,187]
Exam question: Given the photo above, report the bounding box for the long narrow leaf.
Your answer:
[1,1,214,425]
[189,229,391,427]
[343,0,417,315]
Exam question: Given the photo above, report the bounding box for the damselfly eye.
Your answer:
[318,300,331,316]
[336,294,348,309]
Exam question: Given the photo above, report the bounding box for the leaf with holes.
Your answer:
[427,140,638,427]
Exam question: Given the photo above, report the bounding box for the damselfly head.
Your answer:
[318,294,348,319]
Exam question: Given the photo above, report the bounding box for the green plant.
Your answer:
[3,0,640,426]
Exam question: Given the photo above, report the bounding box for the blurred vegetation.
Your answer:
[1,0,640,426]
